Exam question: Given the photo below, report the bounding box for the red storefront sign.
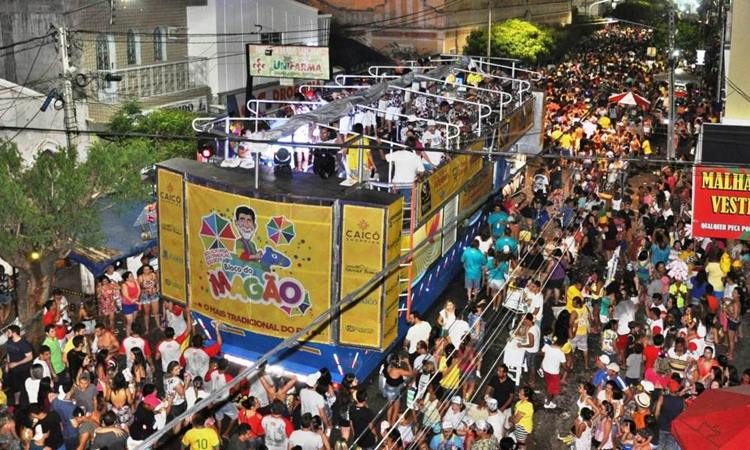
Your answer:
[692,165,750,240]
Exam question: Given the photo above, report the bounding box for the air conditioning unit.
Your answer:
[166,26,186,40]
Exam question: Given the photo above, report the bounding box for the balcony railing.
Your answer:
[94,57,208,104]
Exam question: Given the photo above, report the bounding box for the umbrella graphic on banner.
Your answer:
[266,216,296,244]
[199,212,237,251]
[279,292,312,317]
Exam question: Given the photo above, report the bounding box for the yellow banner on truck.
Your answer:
[157,169,187,303]
[338,205,385,348]
[185,183,333,343]
[416,141,484,222]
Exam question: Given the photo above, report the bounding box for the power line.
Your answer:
[0,123,743,169]
[0,32,54,52]
[0,42,56,118]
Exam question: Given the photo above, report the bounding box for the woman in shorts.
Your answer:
[120,272,141,336]
[137,265,159,334]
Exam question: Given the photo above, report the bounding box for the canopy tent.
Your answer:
[68,201,157,277]
[672,385,750,450]
[608,91,651,109]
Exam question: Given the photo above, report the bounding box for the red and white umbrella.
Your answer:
[608,91,651,109]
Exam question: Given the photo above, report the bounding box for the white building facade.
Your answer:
[187,0,327,112]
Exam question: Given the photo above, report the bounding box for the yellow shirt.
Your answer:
[181,427,221,450]
[566,285,583,312]
[346,136,372,175]
[559,133,573,150]
[514,399,534,432]
[598,116,611,129]
[550,129,563,141]
[705,261,724,292]
[439,356,460,390]
[642,139,652,155]
[572,305,589,336]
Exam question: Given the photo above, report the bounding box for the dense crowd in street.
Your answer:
[0,22,747,450]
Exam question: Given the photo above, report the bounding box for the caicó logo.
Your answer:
[159,183,182,205]
[345,218,381,243]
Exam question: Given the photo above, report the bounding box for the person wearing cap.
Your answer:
[128,384,169,448]
[654,379,684,449]
[442,396,467,436]
[300,371,329,429]
[601,362,629,396]
[484,397,506,441]
[633,392,652,431]
[470,420,498,450]
[429,420,463,450]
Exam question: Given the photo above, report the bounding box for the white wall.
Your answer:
[0,79,90,165]
[186,0,220,100]
[188,0,320,97]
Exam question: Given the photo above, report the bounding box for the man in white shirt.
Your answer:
[448,311,471,349]
[288,413,324,450]
[404,312,432,356]
[163,299,188,339]
[516,313,541,384]
[525,280,544,326]
[119,324,152,370]
[155,327,182,373]
[385,147,424,183]
[299,372,330,429]
[385,138,425,202]
[540,340,566,409]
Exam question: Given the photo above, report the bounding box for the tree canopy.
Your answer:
[464,19,554,64]
[0,101,198,325]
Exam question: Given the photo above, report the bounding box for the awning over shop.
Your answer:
[68,201,157,277]
[672,385,750,450]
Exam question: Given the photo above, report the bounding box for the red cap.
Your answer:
[668,380,681,393]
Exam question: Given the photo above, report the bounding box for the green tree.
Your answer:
[0,138,159,326]
[109,100,198,160]
[464,19,554,64]
[0,102,198,328]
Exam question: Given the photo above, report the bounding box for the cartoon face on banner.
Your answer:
[186,183,333,342]
[198,208,311,317]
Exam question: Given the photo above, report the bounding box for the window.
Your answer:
[126,29,141,65]
[153,26,167,62]
[96,33,111,70]
[260,32,282,45]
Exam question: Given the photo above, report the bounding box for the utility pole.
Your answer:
[486,0,492,58]
[716,0,726,106]
[667,2,676,160]
[57,27,78,150]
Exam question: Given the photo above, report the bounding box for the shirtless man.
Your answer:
[93,323,119,357]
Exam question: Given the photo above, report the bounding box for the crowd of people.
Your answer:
[0,20,746,450]
[220,56,530,186]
